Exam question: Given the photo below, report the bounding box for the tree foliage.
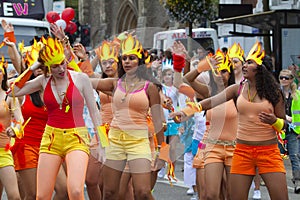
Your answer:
[160,0,218,24]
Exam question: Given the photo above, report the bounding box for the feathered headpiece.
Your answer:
[215,49,231,72]
[228,43,244,62]
[121,34,143,59]
[95,40,119,62]
[246,42,265,65]
[23,39,44,67]
[39,37,65,67]
[0,56,7,75]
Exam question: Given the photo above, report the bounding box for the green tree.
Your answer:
[160,0,218,36]
[160,0,218,54]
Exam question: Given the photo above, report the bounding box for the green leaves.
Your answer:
[160,0,218,24]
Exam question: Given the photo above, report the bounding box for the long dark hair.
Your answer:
[255,55,281,107]
[1,67,8,91]
[29,73,44,107]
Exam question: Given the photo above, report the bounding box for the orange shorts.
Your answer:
[193,147,205,169]
[13,144,39,171]
[230,143,286,175]
[204,143,235,166]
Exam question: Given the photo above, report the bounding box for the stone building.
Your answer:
[78,0,171,49]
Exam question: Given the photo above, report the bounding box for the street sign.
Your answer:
[0,0,44,20]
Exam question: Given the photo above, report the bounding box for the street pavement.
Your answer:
[2,143,300,199]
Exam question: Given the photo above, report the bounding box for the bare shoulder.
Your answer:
[146,82,160,95]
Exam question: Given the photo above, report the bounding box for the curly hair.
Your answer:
[255,56,281,107]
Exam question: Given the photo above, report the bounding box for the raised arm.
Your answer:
[7,62,44,97]
[3,38,22,73]
[90,77,116,93]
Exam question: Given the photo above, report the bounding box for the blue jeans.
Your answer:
[280,131,300,172]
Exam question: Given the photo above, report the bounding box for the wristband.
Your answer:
[272,118,284,132]
[97,125,109,147]
[173,53,185,72]
[4,31,16,43]
[181,102,202,117]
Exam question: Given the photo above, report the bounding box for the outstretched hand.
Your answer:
[73,43,88,60]
[50,23,65,40]
[2,37,15,47]
[209,54,223,68]
[1,20,14,32]
[171,41,187,56]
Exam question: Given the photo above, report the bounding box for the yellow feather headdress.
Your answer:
[228,43,244,62]
[39,37,65,67]
[121,34,143,59]
[246,42,265,65]
[215,49,231,72]
[23,39,44,67]
[95,40,119,62]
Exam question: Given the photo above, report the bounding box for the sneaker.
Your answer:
[186,187,194,195]
[253,190,261,199]
[164,174,176,183]
[190,192,198,200]
[157,167,165,179]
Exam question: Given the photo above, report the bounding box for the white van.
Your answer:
[153,28,219,53]
[0,17,50,70]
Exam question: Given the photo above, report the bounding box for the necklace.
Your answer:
[53,79,70,112]
[121,77,140,103]
[247,83,257,102]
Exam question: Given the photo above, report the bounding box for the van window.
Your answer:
[0,25,49,62]
[176,38,214,53]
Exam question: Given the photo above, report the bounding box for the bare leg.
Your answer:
[53,165,68,200]
[85,155,103,200]
[196,168,205,200]
[102,160,126,200]
[129,158,152,200]
[204,162,224,200]
[36,153,62,200]
[261,172,288,200]
[65,150,89,200]
[230,174,253,200]
[18,168,37,200]
[118,172,134,200]
[0,166,20,200]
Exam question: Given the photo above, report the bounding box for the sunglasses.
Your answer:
[279,76,293,80]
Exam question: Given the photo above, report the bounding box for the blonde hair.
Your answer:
[280,69,297,100]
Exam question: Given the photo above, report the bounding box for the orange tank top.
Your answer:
[110,79,150,130]
[99,91,113,124]
[206,100,237,141]
[236,94,276,141]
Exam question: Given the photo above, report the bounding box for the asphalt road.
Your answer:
[2,145,300,199]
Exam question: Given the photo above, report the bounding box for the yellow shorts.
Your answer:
[40,125,90,158]
[0,148,14,168]
[231,143,286,175]
[204,143,235,166]
[106,128,151,161]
